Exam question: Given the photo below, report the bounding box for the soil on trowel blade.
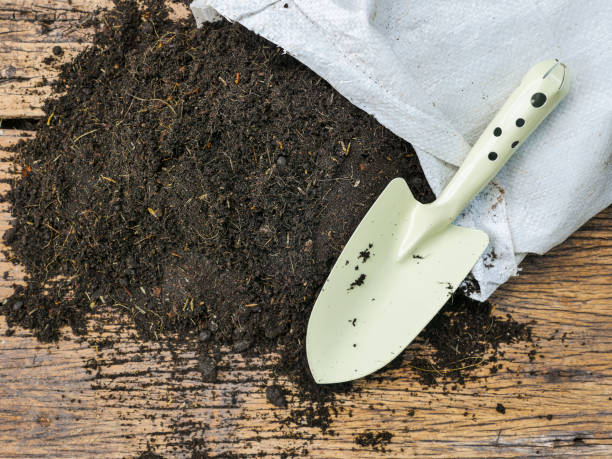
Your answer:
[1,0,534,454]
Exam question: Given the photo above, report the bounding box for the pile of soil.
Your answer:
[1,0,535,453]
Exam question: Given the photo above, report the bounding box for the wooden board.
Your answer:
[0,1,611,457]
[0,0,113,118]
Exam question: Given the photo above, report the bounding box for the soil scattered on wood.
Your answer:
[408,299,533,387]
[0,0,535,454]
[349,273,367,290]
[358,244,372,262]
[355,431,394,452]
[265,384,287,408]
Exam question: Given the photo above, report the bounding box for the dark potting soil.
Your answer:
[354,431,394,452]
[1,0,535,450]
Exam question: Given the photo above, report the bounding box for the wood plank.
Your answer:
[0,130,26,298]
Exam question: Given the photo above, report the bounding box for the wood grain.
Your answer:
[0,1,611,456]
[0,0,112,119]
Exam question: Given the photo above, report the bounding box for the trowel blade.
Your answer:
[306,178,489,384]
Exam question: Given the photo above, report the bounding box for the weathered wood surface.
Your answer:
[1,1,611,457]
[0,0,113,119]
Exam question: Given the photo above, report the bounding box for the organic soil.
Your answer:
[1,0,535,454]
[354,431,394,452]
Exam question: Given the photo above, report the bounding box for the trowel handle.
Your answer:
[436,60,570,218]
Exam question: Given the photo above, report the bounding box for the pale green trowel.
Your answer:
[306,59,570,384]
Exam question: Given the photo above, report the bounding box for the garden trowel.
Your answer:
[306,60,569,384]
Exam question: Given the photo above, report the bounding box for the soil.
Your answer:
[1,0,536,455]
[354,431,394,452]
[408,299,533,387]
[265,384,287,408]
